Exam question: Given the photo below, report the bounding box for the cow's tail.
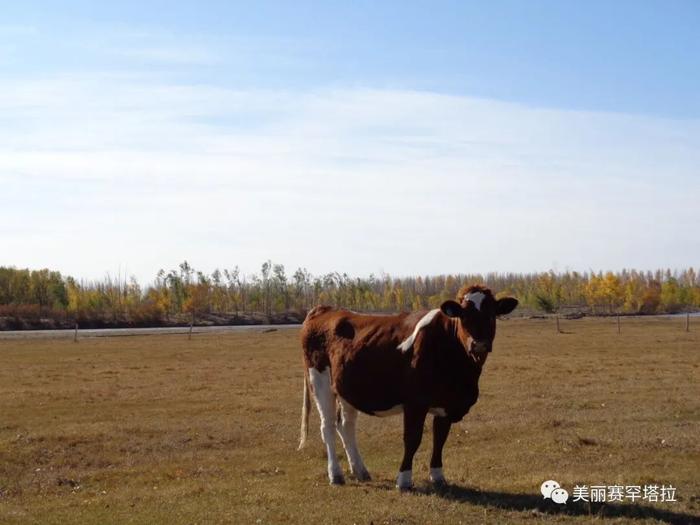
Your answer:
[298,370,311,450]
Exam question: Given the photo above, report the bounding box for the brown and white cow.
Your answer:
[298,285,518,488]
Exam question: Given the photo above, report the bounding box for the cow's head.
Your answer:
[440,285,518,355]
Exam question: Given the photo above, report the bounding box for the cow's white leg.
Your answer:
[308,367,344,484]
[336,398,371,481]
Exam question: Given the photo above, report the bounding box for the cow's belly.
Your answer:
[330,342,407,415]
[338,387,403,416]
[332,365,403,416]
[372,403,404,417]
[364,405,446,416]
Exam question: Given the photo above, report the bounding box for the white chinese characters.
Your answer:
[543,480,678,505]
[571,484,677,503]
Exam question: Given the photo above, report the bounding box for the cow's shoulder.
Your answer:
[397,308,446,352]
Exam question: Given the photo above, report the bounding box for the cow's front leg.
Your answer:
[396,405,427,490]
[429,416,451,486]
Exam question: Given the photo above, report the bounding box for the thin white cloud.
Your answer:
[0,24,38,36]
[112,45,221,66]
[1,74,698,283]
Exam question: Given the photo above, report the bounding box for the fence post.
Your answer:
[687,313,691,332]
[556,315,561,334]
[74,323,78,343]
[617,314,621,334]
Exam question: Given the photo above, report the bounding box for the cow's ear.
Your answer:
[440,300,463,318]
[496,297,518,315]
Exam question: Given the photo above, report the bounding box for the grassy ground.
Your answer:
[0,317,698,524]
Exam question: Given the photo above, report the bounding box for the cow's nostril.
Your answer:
[471,341,490,353]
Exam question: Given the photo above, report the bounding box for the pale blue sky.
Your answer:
[1,1,699,283]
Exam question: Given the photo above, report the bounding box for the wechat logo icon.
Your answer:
[541,480,569,504]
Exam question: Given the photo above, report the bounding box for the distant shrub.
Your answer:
[534,294,557,314]
[0,304,41,319]
[129,301,165,325]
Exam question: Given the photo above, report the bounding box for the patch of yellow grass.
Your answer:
[0,317,698,524]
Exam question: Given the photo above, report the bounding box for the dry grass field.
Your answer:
[0,317,698,524]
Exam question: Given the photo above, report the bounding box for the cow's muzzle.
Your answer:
[470,340,492,353]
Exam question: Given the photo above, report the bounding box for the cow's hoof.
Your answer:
[330,474,345,485]
[429,467,446,488]
[396,470,413,491]
[432,478,448,490]
[353,469,371,482]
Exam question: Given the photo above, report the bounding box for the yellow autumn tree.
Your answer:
[601,272,624,313]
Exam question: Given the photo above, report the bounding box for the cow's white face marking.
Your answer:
[398,308,440,352]
[374,404,403,417]
[429,407,447,417]
[465,292,486,311]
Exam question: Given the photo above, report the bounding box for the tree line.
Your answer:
[1,263,699,326]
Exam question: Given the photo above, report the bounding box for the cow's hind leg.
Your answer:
[336,398,371,481]
[308,367,345,485]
